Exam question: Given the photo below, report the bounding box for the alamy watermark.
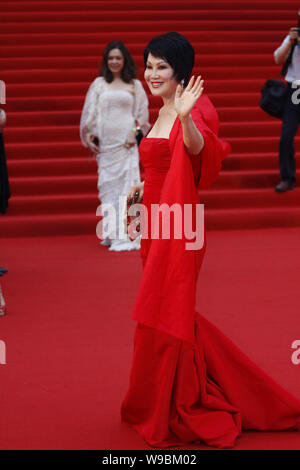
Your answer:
[0,340,6,365]
[96,196,205,250]
[0,80,6,104]
[291,80,300,104]
[291,340,300,365]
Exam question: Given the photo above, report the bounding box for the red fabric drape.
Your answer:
[132,95,231,343]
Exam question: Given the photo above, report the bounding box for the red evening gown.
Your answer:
[121,96,300,449]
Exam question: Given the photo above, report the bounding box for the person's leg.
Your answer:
[96,155,114,246]
[0,282,6,316]
[97,147,141,251]
[277,86,300,189]
[108,187,141,252]
[108,152,141,252]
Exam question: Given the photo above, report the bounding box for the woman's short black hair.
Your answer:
[100,40,138,83]
[144,32,194,87]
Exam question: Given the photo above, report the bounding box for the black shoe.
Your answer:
[275,181,294,192]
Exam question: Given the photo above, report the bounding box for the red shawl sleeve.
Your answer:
[132,95,231,344]
[177,94,231,188]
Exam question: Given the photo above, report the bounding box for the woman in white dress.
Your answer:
[80,40,150,251]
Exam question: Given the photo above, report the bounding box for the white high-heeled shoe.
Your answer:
[108,238,140,252]
[100,237,111,247]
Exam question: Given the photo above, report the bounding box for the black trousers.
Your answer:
[279,83,300,183]
[0,132,10,214]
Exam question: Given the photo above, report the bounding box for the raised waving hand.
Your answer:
[174,76,204,121]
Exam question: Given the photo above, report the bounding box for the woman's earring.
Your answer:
[180,79,185,88]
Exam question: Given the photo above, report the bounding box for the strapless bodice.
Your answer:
[139,137,171,171]
[138,138,172,266]
[139,137,171,204]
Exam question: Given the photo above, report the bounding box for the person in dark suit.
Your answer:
[0,108,10,212]
[274,27,300,192]
[0,108,9,315]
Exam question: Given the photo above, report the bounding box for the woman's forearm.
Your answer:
[180,114,204,155]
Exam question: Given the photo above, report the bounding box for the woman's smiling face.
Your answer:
[144,53,179,97]
[107,48,125,76]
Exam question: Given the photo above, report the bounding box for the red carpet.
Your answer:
[0,228,300,449]
[1,0,300,237]
[1,0,300,451]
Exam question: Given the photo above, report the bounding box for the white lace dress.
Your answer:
[80,77,150,251]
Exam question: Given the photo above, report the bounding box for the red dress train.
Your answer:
[121,96,300,448]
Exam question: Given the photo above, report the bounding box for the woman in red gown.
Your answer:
[121,32,300,449]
